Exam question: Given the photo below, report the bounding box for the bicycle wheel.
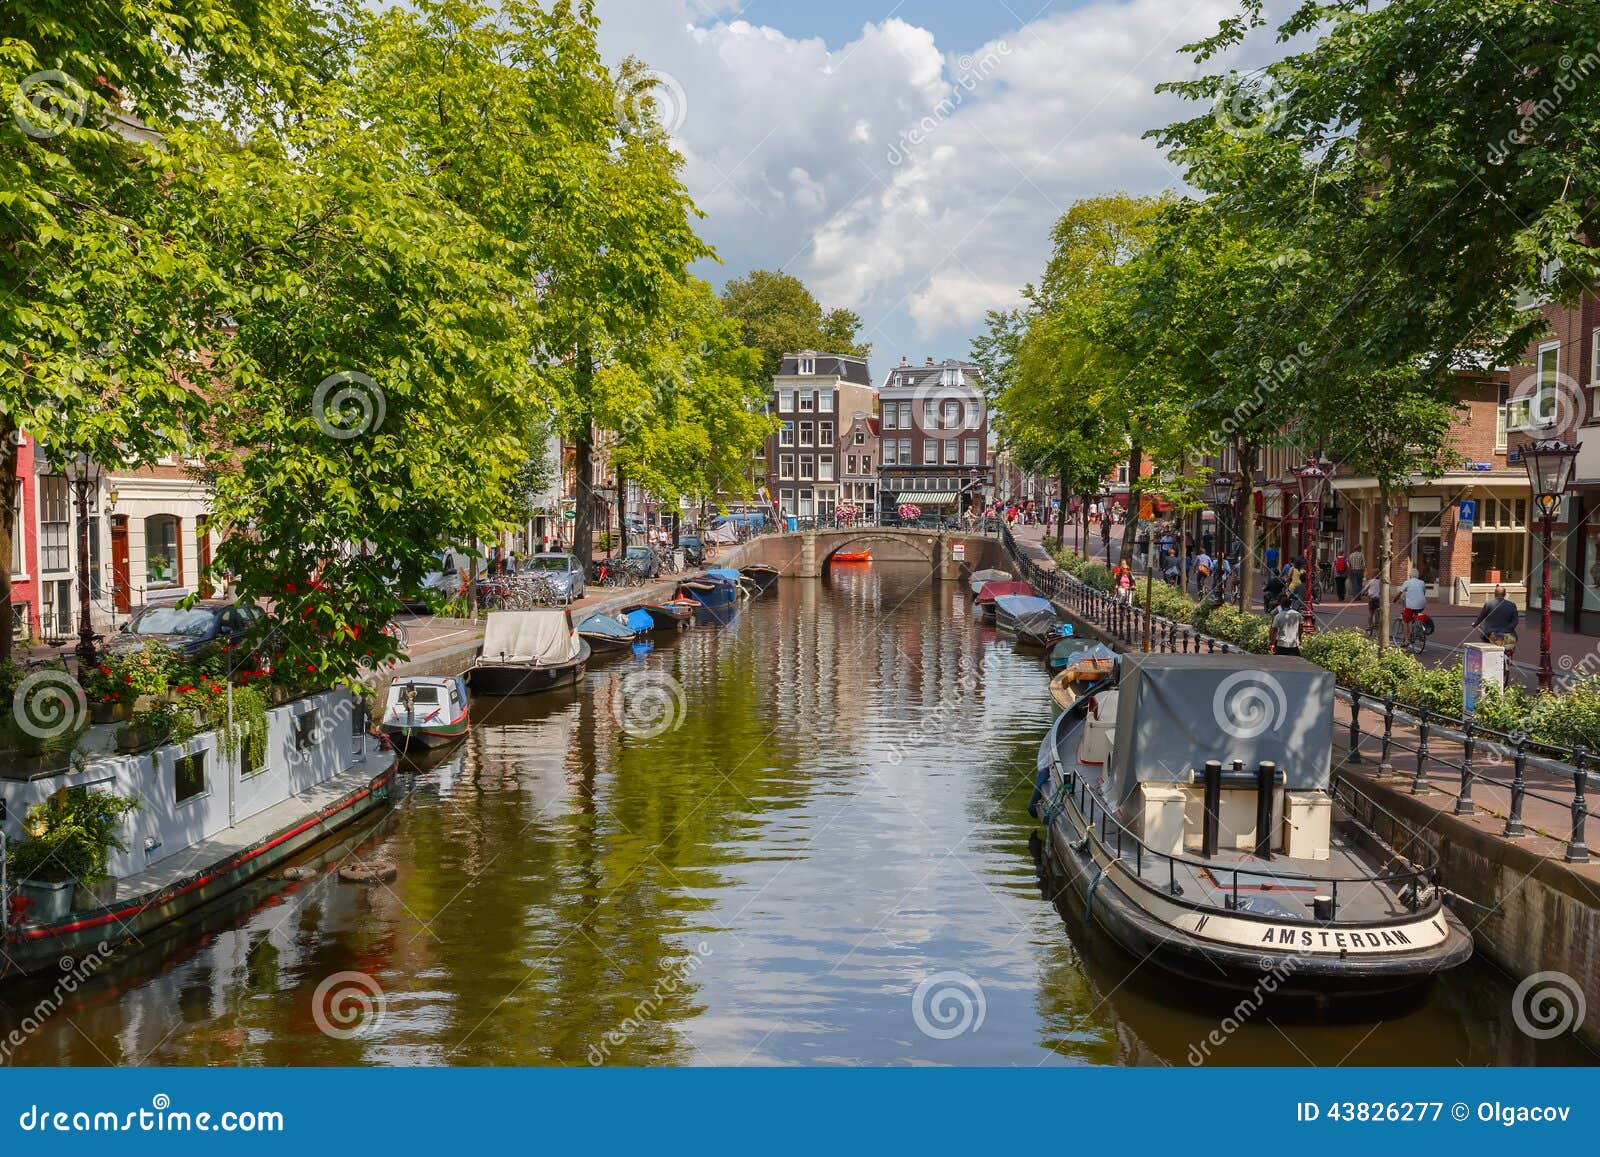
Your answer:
[1411,623,1427,655]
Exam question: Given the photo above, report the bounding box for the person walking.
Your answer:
[1346,546,1365,598]
[1114,560,1135,604]
[1333,550,1349,601]
[1264,543,1280,574]
[1271,597,1303,657]
[1194,549,1213,596]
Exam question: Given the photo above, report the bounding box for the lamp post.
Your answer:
[1206,472,1234,564]
[62,451,100,669]
[1294,459,1330,633]
[1522,439,1579,691]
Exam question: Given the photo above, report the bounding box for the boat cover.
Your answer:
[1100,653,1334,813]
[707,568,742,583]
[705,522,741,544]
[1048,638,1110,669]
[976,580,1033,603]
[481,610,579,664]
[625,609,656,633]
[579,613,636,641]
[995,594,1056,619]
[968,568,1011,593]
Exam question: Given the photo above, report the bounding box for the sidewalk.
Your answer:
[1015,523,1600,687]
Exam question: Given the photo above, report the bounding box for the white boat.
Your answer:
[379,675,470,750]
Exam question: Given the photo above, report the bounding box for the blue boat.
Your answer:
[577,612,639,652]
[677,572,740,609]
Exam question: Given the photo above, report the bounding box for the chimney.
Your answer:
[899,355,908,366]
[925,356,935,366]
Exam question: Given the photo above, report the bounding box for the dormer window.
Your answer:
[798,356,815,375]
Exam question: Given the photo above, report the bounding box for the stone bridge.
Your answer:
[731,527,1005,581]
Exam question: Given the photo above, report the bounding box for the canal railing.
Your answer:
[998,525,1595,864]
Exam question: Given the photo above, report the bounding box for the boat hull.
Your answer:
[466,640,590,696]
[624,603,695,632]
[678,579,738,608]
[741,565,780,593]
[381,721,467,751]
[0,763,398,980]
[1035,709,1473,997]
[580,630,637,652]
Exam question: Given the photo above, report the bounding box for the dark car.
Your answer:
[109,600,263,659]
[623,544,661,579]
[678,535,705,565]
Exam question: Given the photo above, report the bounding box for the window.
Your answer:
[963,438,979,466]
[899,438,911,464]
[882,441,897,466]
[799,423,815,447]
[818,390,834,413]
[779,421,794,447]
[854,429,866,444]
[779,455,794,479]
[10,482,23,576]
[798,489,813,517]
[848,455,857,475]
[175,751,207,803]
[799,391,815,412]
[897,402,911,429]
[1535,342,1560,427]
[778,389,794,412]
[941,365,962,387]
[819,455,834,482]
[294,708,322,752]
[799,458,815,480]
[145,514,180,585]
[923,439,939,465]
[943,440,958,465]
[923,400,938,429]
[862,454,871,472]
[39,475,69,573]
[798,356,815,375]
[964,400,980,429]
[942,401,960,430]
[883,407,897,430]
[779,489,795,516]
[819,421,833,446]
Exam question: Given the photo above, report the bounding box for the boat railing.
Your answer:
[1043,715,1441,925]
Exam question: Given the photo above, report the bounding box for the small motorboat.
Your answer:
[380,675,470,751]
[832,550,872,563]
[968,567,1012,597]
[975,579,1032,621]
[1032,652,1472,997]
[1047,638,1114,671]
[1013,612,1072,649]
[994,593,1057,634]
[1048,654,1117,710]
[623,600,696,632]
[466,609,590,696]
[578,612,639,652]
[678,572,740,608]
[741,563,780,593]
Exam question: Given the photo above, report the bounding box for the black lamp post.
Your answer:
[63,451,100,669]
[1294,459,1330,632]
[1206,472,1234,562]
[1522,439,1579,691]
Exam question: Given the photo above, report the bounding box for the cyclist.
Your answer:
[1393,568,1429,643]
[1362,573,1382,635]
[1472,585,1518,679]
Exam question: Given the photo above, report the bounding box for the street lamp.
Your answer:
[1206,472,1234,561]
[62,451,100,669]
[1522,439,1579,691]
[1294,459,1330,633]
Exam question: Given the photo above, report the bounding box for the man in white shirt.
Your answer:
[1394,569,1428,634]
[1271,598,1303,656]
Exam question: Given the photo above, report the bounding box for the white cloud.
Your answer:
[594,0,1257,361]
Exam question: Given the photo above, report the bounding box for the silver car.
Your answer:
[524,552,585,602]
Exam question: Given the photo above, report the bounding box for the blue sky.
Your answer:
[596,0,1258,375]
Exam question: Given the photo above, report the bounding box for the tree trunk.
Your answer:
[1377,478,1392,650]
[467,537,479,617]
[0,416,16,665]
[572,348,597,570]
[1055,470,1067,543]
[616,464,628,558]
[1119,437,1142,566]
[1236,444,1257,613]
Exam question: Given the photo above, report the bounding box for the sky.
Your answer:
[592,0,1265,375]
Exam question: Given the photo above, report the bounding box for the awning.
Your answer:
[911,492,960,506]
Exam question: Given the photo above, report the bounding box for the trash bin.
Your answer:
[787,516,798,532]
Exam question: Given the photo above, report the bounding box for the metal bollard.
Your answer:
[1455,720,1476,815]
[1410,706,1431,793]
[1568,747,1591,864]
[1504,737,1529,838]
[1381,697,1395,765]
[1348,690,1362,764]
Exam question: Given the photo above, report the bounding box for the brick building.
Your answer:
[766,352,875,523]
[838,409,880,517]
[876,357,988,521]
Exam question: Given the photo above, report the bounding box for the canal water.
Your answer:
[2,566,1592,1066]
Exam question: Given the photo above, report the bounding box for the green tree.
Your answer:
[720,269,869,378]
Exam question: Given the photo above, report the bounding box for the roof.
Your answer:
[778,351,873,386]
[878,359,985,396]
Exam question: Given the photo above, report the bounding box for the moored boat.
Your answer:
[975,579,1032,622]
[968,567,1012,597]
[1032,652,1472,996]
[466,609,590,695]
[678,572,740,608]
[1049,653,1117,710]
[578,611,640,652]
[1048,638,1115,671]
[741,563,780,593]
[832,550,872,563]
[623,600,696,632]
[379,675,470,750]
[994,593,1056,634]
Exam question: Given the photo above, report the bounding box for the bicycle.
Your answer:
[1391,611,1428,654]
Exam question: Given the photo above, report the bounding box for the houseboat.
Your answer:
[1,688,395,981]
[1032,652,1472,996]
[378,675,470,751]
[466,609,590,696]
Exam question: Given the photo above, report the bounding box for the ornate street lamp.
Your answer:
[1294,459,1330,633]
[1206,472,1234,561]
[62,451,100,669]
[1522,439,1579,691]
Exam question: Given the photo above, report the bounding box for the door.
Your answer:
[110,515,131,614]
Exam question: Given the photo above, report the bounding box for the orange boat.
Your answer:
[832,550,872,563]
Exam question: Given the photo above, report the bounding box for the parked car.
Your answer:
[108,600,264,659]
[623,544,661,580]
[678,534,705,565]
[523,552,585,601]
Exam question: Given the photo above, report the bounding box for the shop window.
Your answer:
[145,514,180,585]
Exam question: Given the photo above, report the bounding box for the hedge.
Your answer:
[1045,549,1600,751]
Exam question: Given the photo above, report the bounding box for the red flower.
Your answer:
[123,674,133,683]
[99,666,110,675]
[305,663,316,673]
[176,684,194,694]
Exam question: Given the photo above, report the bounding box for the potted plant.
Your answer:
[116,701,181,753]
[6,787,141,920]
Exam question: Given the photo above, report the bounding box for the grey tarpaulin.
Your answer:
[1106,652,1335,813]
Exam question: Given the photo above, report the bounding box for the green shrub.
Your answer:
[7,787,141,884]
[1526,677,1600,750]
[1472,683,1536,735]
[1080,562,1114,592]
[1300,629,1374,684]
[1399,661,1467,716]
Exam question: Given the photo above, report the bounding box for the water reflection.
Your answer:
[0,565,1591,1065]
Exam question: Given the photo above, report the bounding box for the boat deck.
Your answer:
[110,754,390,904]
